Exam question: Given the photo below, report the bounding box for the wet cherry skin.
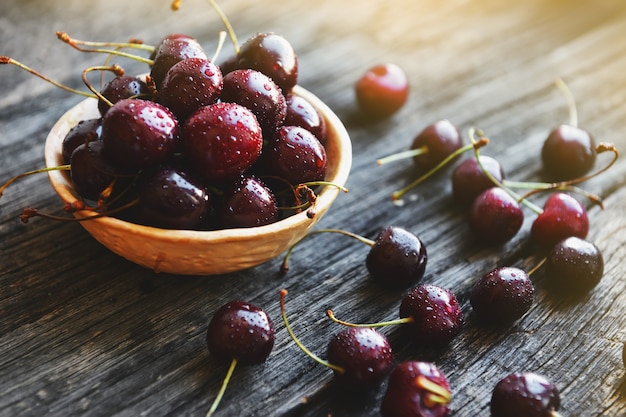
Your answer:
[468,187,524,246]
[491,372,561,417]
[219,175,279,229]
[355,63,409,118]
[69,140,119,201]
[98,75,151,116]
[451,155,505,207]
[531,192,589,249]
[411,119,463,172]
[545,236,604,294]
[62,118,101,165]
[284,93,327,144]
[150,36,208,88]
[542,124,596,181]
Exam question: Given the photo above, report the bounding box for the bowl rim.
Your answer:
[44,84,352,244]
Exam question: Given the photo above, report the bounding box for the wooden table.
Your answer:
[2,0,625,415]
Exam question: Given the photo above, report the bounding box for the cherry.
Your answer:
[541,79,596,181]
[282,226,427,289]
[98,75,151,116]
[100,98,179,170]
[61,118,102,165]
[235,32,298,94]
[69,140,122,201]
[156,57,223,120]
[280,289,393,391]
[468,187,524,246]
[545,236,604,294]
[260,125,327,185]
[380,361,452,417]
[283,93,327,144]
[530,192,589,249]
[355,63,409,118]
[205,300,275,416]
[133,164,211,230]
[328,284,463,347]
[451,155,505,207]
[490,372,562,417]
[220,68,287,136]
[182,102,263,183]
[219,175,279,228]
[150,36,208,88]
[470,267,534,325]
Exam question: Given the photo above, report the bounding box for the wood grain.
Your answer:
[1,0,625,416]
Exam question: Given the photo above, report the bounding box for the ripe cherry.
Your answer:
[452,155,505,207]
[156,57,223,120]
[220,68,287,136]
[282,226,427,289]
[545,236,604,294]
[328,284,463,347]
[235,32,298,94]
[280,289,393,391]
[468,187,524,246]
[283,93,327,144]
[149,36,208,88]
[98,75,151,116]
[380,361,452,417]
[61,118,102,165]
[182,102,263,183]
[69,140,121,201]
[205,300,275,416]
[219,175,279,228]
[530,192,589,249]
[100,98,179,170]
[490,372,562,417]
[470,266,534,325]
[355,63,409,118]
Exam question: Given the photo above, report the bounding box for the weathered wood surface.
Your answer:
[1,0,626,416]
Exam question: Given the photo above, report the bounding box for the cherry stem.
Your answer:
[555,78,578,128]
[0,56,96,99]
[206,0,240,54]
[0,165,71,198]
[527,256,547,277]
[279,289,344,374]
[376,145,428,166]
[82,64,126,108]
[326,309,413,328]
[211,31,227,63]
[56,32,154,65]
[20,199,138,224]
[391,138,489,201]
[206,357,238,417]
[55,31,155,53]
[415,375,452,405]
[469,128,544,215]
[280,228,375,272]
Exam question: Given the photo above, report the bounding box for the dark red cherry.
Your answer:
[206,300,275,365]
[98,75,151,116]
[62,118,101,165]
[150,36,207,88]
[452,155,505,206]
[355,63,409,118]
[411,120,463,172]
[69,140,119,201]
[149,33,196,61]
[491,372,561,417]
[261,125,326,185]
[542,124,596,181]
[469,187,524,246]
[236,32,298,93]
[531,192,589,249]
[470,267,534,324]
[545,236,604,294]
[220,68,287,136]
[134,164,211,230]
[182,102,263,183]
[100,98,179,170]
[156,57,223,120]
[219,175,278,229]
[399,284,463,346]
[326,327,394,391]
[365,226,427,289]
[381,361,451,417]
[283,93,327,144]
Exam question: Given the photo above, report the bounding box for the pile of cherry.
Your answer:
[201,66,621,417]
[1,29,330,230]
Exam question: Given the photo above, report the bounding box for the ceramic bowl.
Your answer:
[44,86,351,275]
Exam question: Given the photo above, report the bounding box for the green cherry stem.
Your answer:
[326,309,412,328]
[0,56,96,98]
[376,145,428,166]
[205,358,238,417]
[555,78,578,128]
[469,127,543,215]
[55,31,155,53]
[390,137,489,201]
[280,289,344,374]
[280,228,374,272]
[0,165,71,198]
[56,31,154,65]
[81,64,126,108]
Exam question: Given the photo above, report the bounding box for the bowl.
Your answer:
[44,86,352,275]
